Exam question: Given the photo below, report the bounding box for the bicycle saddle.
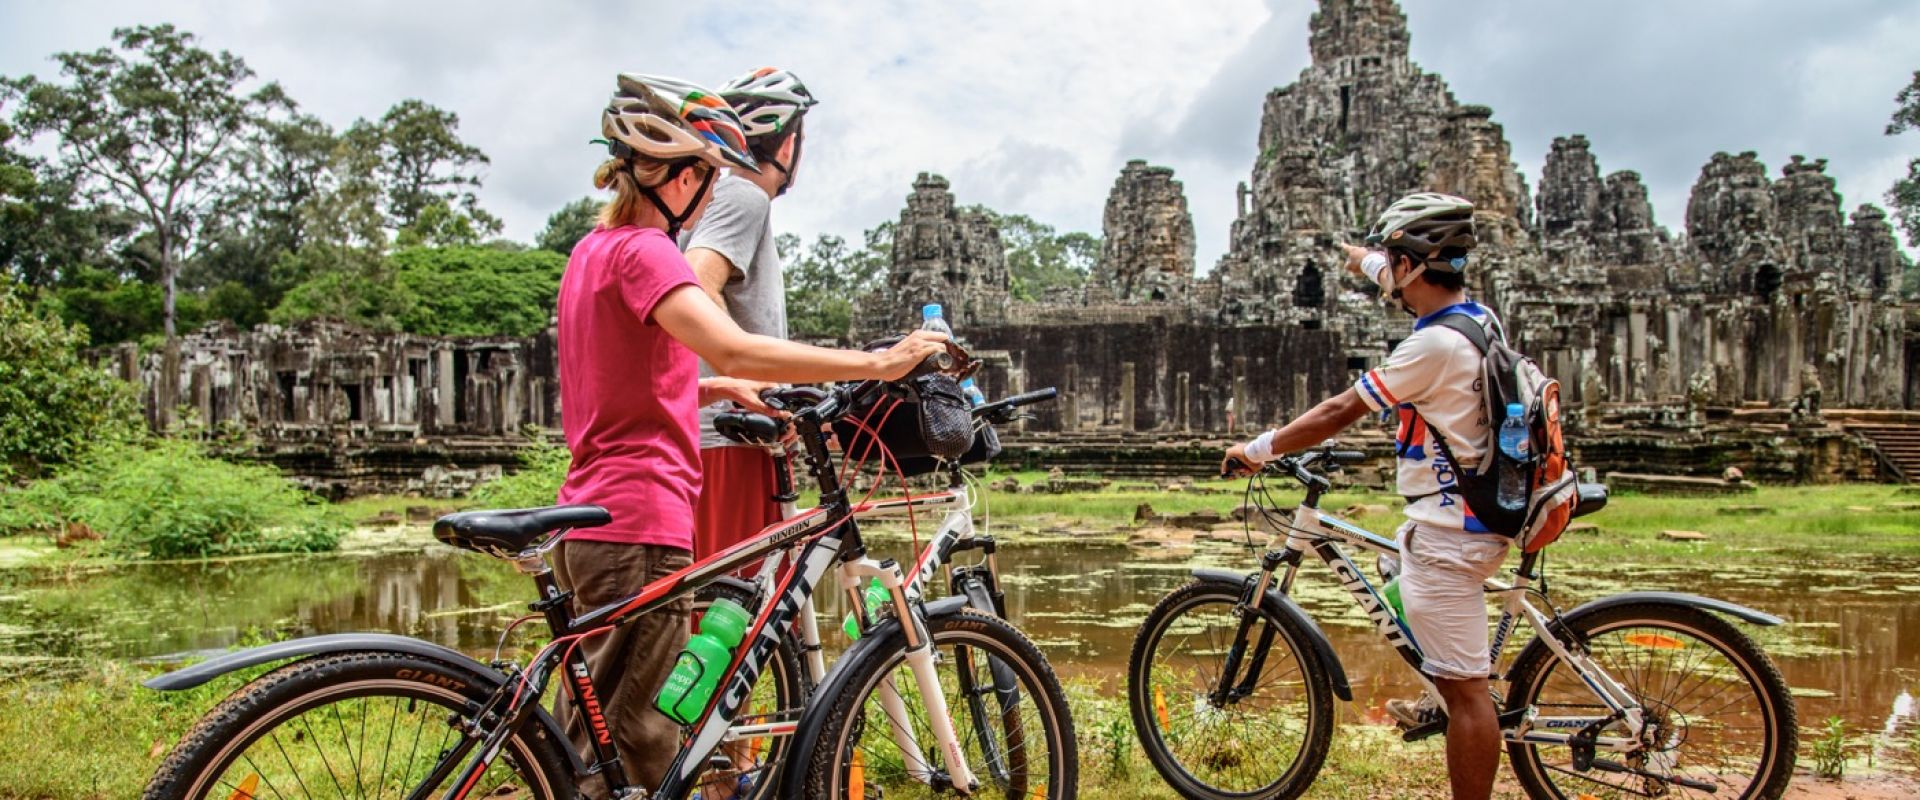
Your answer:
[1571,482,1608,518]
[433,505,611,556]
[715,411,783,446]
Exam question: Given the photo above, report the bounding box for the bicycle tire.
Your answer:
[795,607,1077,799]
[1127,580,1334,800]
[693,580,815,800]
[1504,602,1797,800]
[143,650,574,800]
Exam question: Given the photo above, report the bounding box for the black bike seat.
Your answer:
[1572,482,1608,518]
[715,411,783,446]
[433,505,611,556]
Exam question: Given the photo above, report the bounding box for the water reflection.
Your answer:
[0,536,1913,739]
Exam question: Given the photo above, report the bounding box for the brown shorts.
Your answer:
[552,540,693,797]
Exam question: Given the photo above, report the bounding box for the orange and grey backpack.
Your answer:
[1423,310,1579,552]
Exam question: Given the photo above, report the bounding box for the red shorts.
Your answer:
[694,447,786,562]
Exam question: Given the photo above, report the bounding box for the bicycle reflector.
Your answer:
[1624,633,1687,650]
[226,774,260,800]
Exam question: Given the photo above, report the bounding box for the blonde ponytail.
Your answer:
[595,155,709,229]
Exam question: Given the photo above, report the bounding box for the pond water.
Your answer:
[2,528,1915,746]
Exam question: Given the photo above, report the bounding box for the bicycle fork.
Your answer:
[841,556,979,794]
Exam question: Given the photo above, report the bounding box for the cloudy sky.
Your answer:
[4,0,1917,270]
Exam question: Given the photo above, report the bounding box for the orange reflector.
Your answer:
[849,750,865,798]
[1578,795,1601,800]
[226,774,260,800]
[1624,633,1686,650]
[1154,686,1171,730]
[1029,781,1048,799]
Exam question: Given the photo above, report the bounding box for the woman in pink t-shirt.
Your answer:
[551,74,946,796]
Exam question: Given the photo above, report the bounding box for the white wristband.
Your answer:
[1242,430,1278,463]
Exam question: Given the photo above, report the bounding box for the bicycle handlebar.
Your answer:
[973,386,1057,424]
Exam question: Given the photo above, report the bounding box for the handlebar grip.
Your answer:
[1328,450,1369,465]
[1001,387,1058,407]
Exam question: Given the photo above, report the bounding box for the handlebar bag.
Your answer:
[834,372,978,474]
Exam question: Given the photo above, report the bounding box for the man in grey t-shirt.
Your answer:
[682,67,817,573]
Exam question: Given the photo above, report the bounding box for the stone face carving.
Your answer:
[1093,160,1196,304]
[124,0,1917,494]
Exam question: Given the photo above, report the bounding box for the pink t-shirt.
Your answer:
[555,225,701,549]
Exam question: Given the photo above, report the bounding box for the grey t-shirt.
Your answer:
[680,173,787,449]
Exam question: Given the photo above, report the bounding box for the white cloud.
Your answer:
[3,0,1916,269]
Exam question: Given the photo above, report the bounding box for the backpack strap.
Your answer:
[1433,312,1490,356]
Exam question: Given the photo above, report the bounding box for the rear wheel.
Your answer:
[143,651,573,800]
[1504,603,1797,800]
[1126,580,1333,800]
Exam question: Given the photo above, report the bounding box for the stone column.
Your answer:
[435,348,456,429]
[1062,363,1080,431]
[1119,362,1137,432]
[1175,372,1191,432]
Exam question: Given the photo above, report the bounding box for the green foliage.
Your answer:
[358,99,495,233]
[537,196,602,255]
[4,24,292,339]
[781,224,891,341]
[0,436,342,559]
[467,439,570,509]
[1885,69,1920,296]
[0,120,131,288]
[389,246,565,336]
[40,267,209,346]
[962,205,1099,300]
[272,246,565,337]
[0,284,140,479]
[1811,715,1849,779]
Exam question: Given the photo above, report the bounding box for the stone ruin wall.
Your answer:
[120,0,1919,492]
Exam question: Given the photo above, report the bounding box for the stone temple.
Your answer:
[122,0,1919,493]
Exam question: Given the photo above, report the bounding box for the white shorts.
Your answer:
[1394,521,1509,681]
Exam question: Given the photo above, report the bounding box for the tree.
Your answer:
[783,227,890,341]
[0,119,129,287]
[4,24,289,343]
[537,197,602,255]
[0,281,139,479]
[962,206,1099,300]
[1886,69,1920,295]
[356,99,497,235]
[190,113,337,305]
[273,246,565,337]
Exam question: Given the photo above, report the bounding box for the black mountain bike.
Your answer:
[1127,447,1797,800]
[141,371,1076,800]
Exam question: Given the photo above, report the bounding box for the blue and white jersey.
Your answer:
[1353,302,1501,533]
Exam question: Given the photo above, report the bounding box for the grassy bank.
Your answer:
[1,660,1912,798]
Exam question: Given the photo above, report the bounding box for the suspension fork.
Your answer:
[842,555,979,793]
[1214,548,1300,705]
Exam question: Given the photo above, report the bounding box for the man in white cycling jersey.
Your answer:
[1222,192,1508,800]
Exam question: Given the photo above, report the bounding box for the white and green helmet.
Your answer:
[1366,192,1477,271]
[719,67,818,139]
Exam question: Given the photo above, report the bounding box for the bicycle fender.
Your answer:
[1191,568,1354,702]
[142,633,587,775]
[778,595,971,799]
[1562,591,1784,627]
[1503,591,1784,681]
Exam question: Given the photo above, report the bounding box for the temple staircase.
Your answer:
[1843,419,1920,483]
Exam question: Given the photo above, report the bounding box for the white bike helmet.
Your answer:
[604,73,759,172]
[719,67,818,139]
[1365,192,1476,271]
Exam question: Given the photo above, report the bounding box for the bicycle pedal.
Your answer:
[1400,706,1530,742]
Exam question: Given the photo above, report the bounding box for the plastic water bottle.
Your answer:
[960,378,986,407]
[1382,576,1406,622]
[842,581,893,641]
[1497,402,1530,512]
[920,303,953,337]
[656,597,751,724]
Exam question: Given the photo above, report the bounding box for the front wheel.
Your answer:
[795,608,1077,799]
[143,651,574,800]
[1504,602,1798,800]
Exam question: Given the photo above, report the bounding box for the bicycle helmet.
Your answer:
[1365,192,1476,272]
[604,73,759,172]
[719,67,818,139]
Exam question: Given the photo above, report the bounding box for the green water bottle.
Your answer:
[841,581,892,641]
[656,597,751,724]
[1382,576,1407,622]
